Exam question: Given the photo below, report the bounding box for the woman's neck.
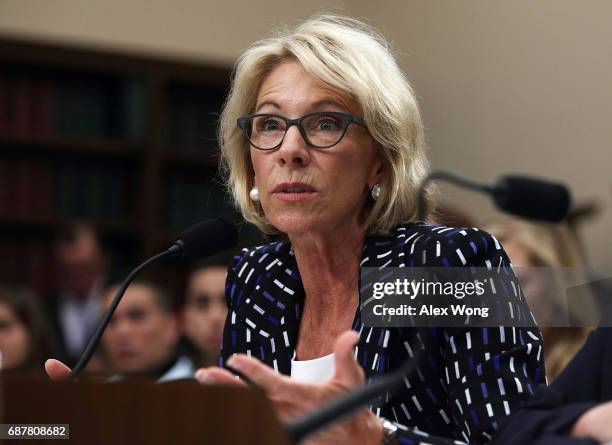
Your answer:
[289,224,366,313]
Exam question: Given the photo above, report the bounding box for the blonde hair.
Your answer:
[219,14,435,235]
[484,215,584,268]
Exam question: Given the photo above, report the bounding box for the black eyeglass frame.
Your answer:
[236,111,368,151]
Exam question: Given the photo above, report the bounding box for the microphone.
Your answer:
[416,171,571,223]
[169,217,239,261]
[69,217,238,378]
[491,176,571,223]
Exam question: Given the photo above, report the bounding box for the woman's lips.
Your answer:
[271,182,317,202]
[272,191,316,202]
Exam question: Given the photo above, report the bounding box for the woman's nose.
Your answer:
[276,125,311,167]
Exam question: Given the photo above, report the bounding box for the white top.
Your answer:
[108,356,195,383]
[157,356,196,382]
[58,276,105,357]
[290,352,336,384]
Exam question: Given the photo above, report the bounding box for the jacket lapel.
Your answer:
[233,243,304,372]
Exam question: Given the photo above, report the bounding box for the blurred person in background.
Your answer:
[182,261,228,367]
[102,280,194,382]
[485,215,592,381]
[493,301,612,444]
[45,222,108,365]
[0,287,60,373]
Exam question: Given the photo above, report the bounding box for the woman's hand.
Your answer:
[44,359,72,380]
[570,400,612,443]
[195,330,383,445]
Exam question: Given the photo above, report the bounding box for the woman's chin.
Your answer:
[269,213,320,237]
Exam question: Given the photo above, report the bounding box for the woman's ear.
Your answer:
[368,144,384,186]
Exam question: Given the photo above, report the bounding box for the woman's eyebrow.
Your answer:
[255,100,281,112]
[254,98,350,114]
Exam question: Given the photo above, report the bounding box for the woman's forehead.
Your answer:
[255,61,359,114]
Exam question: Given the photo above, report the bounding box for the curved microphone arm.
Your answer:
[416,171,495,222]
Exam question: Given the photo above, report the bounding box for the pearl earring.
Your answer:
[371,183,381,201]
[249,186,259,201]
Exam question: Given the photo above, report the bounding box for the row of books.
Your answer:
[0,71,146,142]
[164,177,268,249]
[0,158,53,220]
[0,158,131,221]
[0,70,228,150]
[0,239,53,297]
[55,160,131,220]
[0,157,242,235]
[164,83,226,151]
[165,174,234,234]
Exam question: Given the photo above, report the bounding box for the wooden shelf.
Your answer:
[0,215,138,239]
[162,149,219,168]
[0,132,142,161]
[0,33,229,82]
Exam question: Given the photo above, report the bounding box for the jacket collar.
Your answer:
[233,228,414,352]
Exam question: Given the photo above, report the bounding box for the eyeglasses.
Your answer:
[236,111,367,151]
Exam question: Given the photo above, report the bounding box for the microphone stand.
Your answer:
[418,171,571,223]
[417,171,495,221]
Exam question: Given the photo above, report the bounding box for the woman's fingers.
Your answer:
[227,354,292,393]
[571,400,612,442]
[226,354,318,412]
[222,331,363,395]
[44,359,72,381]
[195,366,248,387]
[332,330,364,388]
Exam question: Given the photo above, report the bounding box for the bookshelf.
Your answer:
[0,36,264,299]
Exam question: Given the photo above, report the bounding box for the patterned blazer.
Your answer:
[220,222,546,444]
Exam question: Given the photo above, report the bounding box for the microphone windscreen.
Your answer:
[174,217,238,260]
[492,176,571,223]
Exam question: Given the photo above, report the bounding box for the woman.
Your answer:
[485,215,592,382]
[492,323,612,444]
[47,15,545,444]
[196,15,545,444]
[0,287,60,373]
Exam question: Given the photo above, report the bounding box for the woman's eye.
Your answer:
[317,117,341,131]
[261,119,282,131]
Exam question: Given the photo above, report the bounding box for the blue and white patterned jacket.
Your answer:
[220,222,546,444]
